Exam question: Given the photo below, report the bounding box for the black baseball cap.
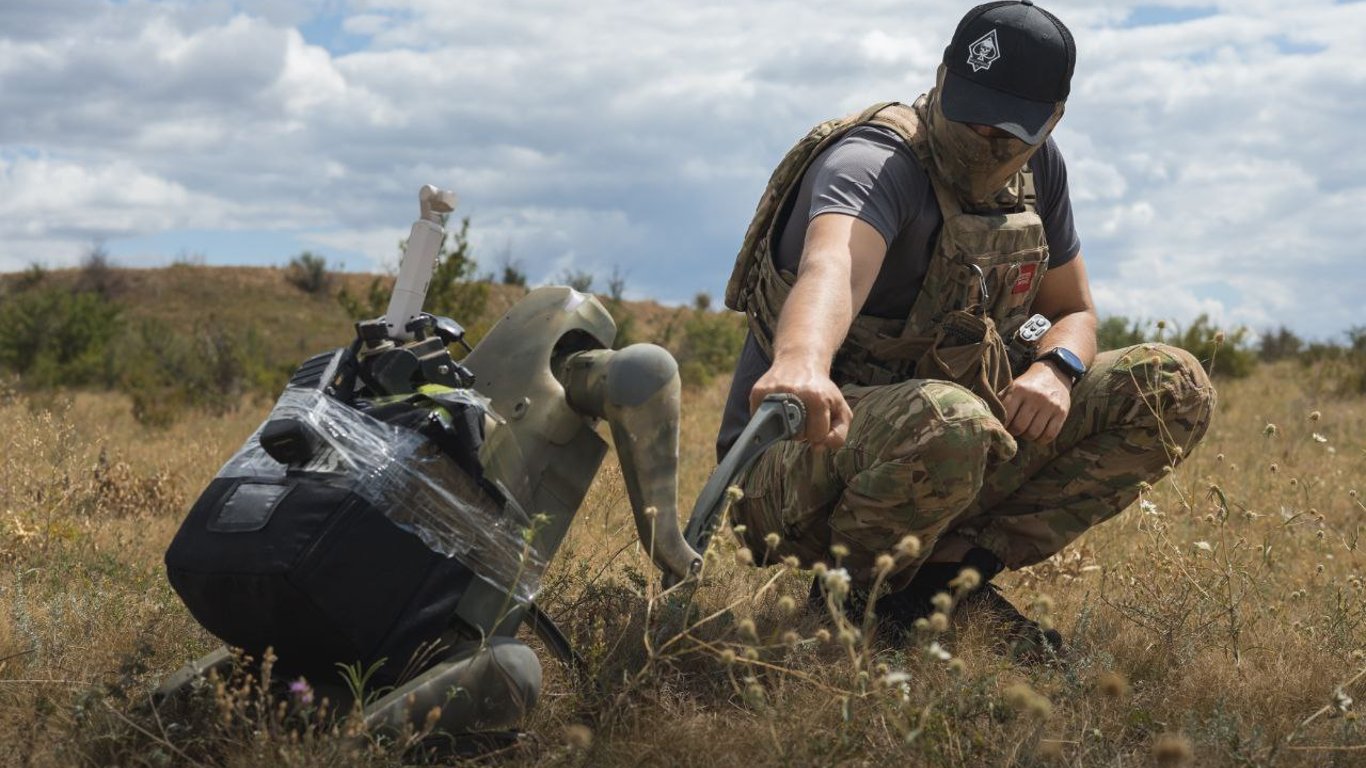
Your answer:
[940,1,1075,144]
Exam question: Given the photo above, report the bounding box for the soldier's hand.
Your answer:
[1000,362,1072,443]
[750,362,852,449]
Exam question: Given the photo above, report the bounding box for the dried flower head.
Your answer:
[1333,687,1353,713]
[719,648,737,665]
[950,567,982,592]
[735,547,754,567]
[725,485,745,503]
[896,535,922,559]
[777,595,797,616]
[812,562,829,578]
[880,670,912,688]
[823,567,851,600]
[875,553,896,574]
[830,543,850,560]
[1097,671,1130,699]
[732,524,747,535]
[1003,683,1052,719]
[929,612,949,633]
[564,723,594,750]
[781,630,800,647]
[738,618,758,641]
[744,679,766,708]
[947,658,966,675]
[763,531,781,550]
[782,555,802,569]
[815,628,832,643]
[931,592,953,613]
[1152,733,1194,767]
[1032,594,1055,615]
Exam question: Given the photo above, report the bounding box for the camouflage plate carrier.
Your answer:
[724,96,1048,418]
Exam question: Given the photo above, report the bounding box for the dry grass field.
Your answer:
[2,351,1363,766]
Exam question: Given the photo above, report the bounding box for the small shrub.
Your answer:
[559,269,595,293]
[1163,313,1257,379]
[675,294,745,387]
[285,251,333,295]
[0,286,123,387]
[1096,315,1151,352]
[75,243,124,298]
[1258,325,1303,362]
[499,255,528,287]
[111,318,276,426]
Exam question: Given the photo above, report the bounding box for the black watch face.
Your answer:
[1049,348,1085,379]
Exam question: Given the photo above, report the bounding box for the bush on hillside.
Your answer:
[675,293,745,387]
[112,318,283,427]
[75,244,124,298]
[1096,315,1152,352]
[0,285,123,387]
[1163,313,1256,379]
[285,251,333,295]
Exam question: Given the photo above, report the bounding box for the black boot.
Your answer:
[807,576,870,625]
[872,547,1004,632]
[951,548,1065,658]
[877,548,1065,658]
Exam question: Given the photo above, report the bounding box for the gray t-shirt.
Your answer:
[716,126,1081,459]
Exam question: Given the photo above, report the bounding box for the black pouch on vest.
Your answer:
[164,473,482,683]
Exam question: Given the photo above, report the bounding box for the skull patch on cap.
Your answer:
[967,29,1001,72]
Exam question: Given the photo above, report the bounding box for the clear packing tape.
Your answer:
[218,387,544,602]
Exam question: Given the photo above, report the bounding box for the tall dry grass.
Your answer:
[1,359,1363,766]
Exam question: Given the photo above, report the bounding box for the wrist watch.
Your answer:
[1038,347,1086,385]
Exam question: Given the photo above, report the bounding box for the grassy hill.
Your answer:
[0,263,743,424]
[1,265,1363,766]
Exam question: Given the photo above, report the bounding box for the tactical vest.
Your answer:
[724,97,1050,418]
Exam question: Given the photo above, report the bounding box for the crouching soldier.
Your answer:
[717,1,1215,654]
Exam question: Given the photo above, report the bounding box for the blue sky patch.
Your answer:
[107,229,361,271]
[1122,5,1219,28]
[1271,35,1327,55]
[299,9,371,56]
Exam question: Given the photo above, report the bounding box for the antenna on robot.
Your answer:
[384,185,458,341]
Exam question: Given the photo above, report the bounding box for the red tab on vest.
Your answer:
[1012,264,1038,295]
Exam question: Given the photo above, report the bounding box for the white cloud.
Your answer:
[0,0,1362,339]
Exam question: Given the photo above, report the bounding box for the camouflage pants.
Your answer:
[731,343,1215,589]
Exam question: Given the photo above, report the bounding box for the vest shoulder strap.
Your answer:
[724,101,927,313]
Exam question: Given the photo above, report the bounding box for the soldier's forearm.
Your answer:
[1037,308,1097,367]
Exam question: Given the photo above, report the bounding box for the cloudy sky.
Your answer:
[1,0,1362,339]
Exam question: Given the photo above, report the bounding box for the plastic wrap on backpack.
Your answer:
[217,388,543,601]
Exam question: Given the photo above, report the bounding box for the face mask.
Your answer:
[924,66,1062,210]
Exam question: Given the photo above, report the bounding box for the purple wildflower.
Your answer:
[288,677,314,705]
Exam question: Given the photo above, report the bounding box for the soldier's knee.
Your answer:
[855,379,1015,467]
[1113,342,1216,443]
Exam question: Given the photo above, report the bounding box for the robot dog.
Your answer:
[156,186,804,744]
